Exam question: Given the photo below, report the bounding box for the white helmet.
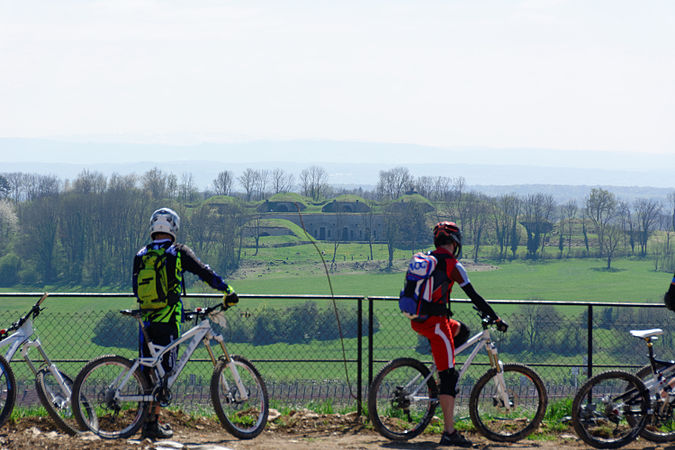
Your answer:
[149,207,180,240]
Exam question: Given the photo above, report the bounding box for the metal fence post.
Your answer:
[357,296,363,415]
[368,296,374,389]
[587,305,593,379]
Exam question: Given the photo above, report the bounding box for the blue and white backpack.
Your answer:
[399,252,437,320]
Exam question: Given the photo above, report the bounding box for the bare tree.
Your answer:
[561,200,578,256]
[431,176,452,201]
[603,223,624,270]
[238,168,257,201]
[0,175,8,199]
[271,168,294,194]
[2,173,27,203]
[108,173,138,192]
[585,188,618,258]
[376,167,414,200]
[142,167,174,199]
[414,176,434,199]
[213,170,234,196]
[72,170,107,194]
[521,193,555,259]
[24,174,60,201]
[254,169,270,200]
[300,166,329,201]
[634,198,662,257]
[177,172,199,203]
[493,194,521,261]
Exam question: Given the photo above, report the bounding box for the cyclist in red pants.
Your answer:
[404,221,508,447]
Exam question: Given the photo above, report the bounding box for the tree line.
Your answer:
[0,166,674,289]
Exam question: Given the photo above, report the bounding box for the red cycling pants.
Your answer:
[411,316,460,372]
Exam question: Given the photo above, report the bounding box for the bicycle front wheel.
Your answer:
[572,370,649,449]
[367,358,439,441]
[210,355,269,439]
[72,355,151,439]
[0,354,17,428]
[469,363,547,442]
[631,364,675,443]
[35,368,83,435]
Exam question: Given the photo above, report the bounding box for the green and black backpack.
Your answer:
[135,245,183,310]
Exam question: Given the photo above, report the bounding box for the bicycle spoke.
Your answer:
[72,355,150,439]
[572,370,648,449]
[211,355,268,439]
[469,364,547,442]
[368,358,438,441]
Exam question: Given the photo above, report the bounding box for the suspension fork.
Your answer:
[485,338,512,411]
[208,334,249,402]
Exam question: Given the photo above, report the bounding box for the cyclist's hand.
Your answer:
[495,318,508,333]
[223,286,239,307]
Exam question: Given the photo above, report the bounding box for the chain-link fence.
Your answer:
[1,293,672,414]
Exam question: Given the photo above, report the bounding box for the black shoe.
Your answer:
[141,419,173,440]
[439,430,473,447]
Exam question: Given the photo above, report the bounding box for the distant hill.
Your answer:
[1,138,673,203]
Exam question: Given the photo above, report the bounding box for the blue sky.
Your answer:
[1,0,674,166]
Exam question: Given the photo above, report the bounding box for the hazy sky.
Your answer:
[1,0,674,162]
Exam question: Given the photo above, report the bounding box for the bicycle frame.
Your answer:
[0,295,72,398]
[117,308,247,403]
[631,329,675,405]
[405,323,510,409]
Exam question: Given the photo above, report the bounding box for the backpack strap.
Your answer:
[165,244,183,304]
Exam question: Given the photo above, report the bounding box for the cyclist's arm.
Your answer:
[131,253,142,297]
[665,272,675,312]
[451,262,498,319]
[177,244,231,292]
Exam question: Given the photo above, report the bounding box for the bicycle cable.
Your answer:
[295,203,357,400]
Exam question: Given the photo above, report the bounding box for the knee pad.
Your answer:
[438,368,459,396]
[453,321,470,348]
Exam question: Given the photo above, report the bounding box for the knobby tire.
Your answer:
[367,358,439,441]
[210,355,269,439]
[571,370,649,449]
[72,354,151,439]
[0,354,16,429]
[469,363,547,442]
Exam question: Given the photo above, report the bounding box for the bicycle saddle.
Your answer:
[630,328,663,339]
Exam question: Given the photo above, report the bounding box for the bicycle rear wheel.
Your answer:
[367,358,439,441]
[35,368,84,435]
[210,355,269,439]
[0,354,16,428]
[572,370,649,449]
[631,364,675,443]
[469,363,547,442]
[72,355,151,439]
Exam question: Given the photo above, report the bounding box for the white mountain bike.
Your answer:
[0,293,87,434]
[368,313,548,442]
[71,299,268,439]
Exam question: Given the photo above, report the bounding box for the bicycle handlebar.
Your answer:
[121,301,231,321]
[1,293,49,338]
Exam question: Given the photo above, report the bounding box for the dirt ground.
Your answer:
[2,410,674,450]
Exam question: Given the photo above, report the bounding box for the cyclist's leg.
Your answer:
[140,320,179,439]
[411,317,463,437]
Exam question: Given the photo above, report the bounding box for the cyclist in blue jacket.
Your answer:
[132,207,236,439]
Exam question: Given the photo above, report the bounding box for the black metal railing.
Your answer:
[1,292,672,414]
